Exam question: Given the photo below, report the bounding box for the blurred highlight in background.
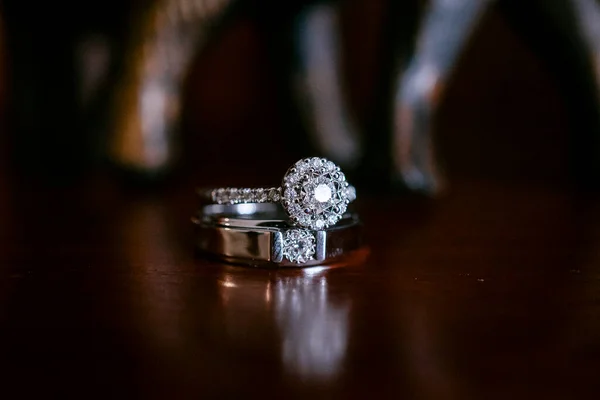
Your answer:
[0,12,5,123]
[108,0,232,178]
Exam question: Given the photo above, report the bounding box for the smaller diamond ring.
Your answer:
[197,157,356,230]
[193,203,362,267]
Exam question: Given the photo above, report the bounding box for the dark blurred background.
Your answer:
[3,2,600,398]
[2,0,600,193]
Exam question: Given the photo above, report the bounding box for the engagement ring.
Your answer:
[198,157,356,230]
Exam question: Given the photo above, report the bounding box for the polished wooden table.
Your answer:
[1,172,599,399]
[2,2,600,396]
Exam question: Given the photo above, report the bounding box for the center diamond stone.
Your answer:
[314,184,332,203]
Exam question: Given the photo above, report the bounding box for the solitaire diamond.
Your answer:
[314,184,332,202]
[282,229,316,263]
[282,157,350,230]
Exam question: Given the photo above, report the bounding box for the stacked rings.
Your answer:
[194,157,363,267]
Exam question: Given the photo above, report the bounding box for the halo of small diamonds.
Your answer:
[282,229,316,263]
[282,157,350,230]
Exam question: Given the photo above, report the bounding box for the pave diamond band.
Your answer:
[210,187,282,204]
[208,185,356,206]
[211,187,281,204]
[198,157,357,230]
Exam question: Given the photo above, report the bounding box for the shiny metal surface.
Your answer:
[200,203,283,218]
[193,212,363,268]
[197,202,354,228]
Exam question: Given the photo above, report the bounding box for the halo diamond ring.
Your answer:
[199,157,356,230]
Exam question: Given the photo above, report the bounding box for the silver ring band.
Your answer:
[198,202,284,219]
[193,204,362,267]
[197,203,353,227]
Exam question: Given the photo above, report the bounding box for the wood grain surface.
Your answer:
[0,174,599,399]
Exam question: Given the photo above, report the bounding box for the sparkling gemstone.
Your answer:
[228,188,238,200]
[284,188,297,200]
[282,229,316,263]
[268,188,280,202]
[314,184,332,203]
[213,188,226,204]
[242,188,252,201]
[281,157,350,230]
[255,188,267,202]
[346,185,356,202]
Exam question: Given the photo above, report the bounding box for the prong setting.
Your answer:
[281,157,350,230]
